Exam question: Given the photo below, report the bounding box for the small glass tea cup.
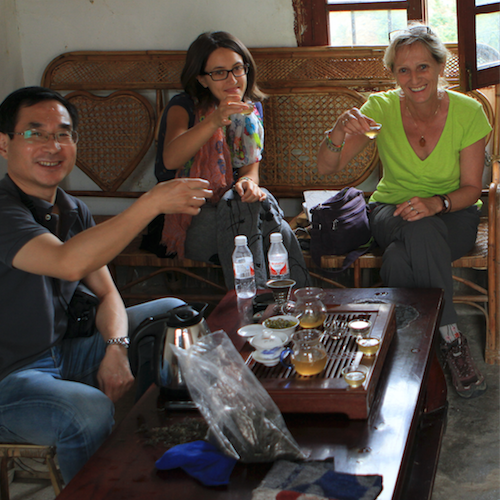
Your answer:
[348,319,372,338]
[356,337,381,356]
[364,123,382,139]
[342,364,368,388]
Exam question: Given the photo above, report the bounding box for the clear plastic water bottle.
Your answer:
[268,232,290,280]
[232,235,256,299]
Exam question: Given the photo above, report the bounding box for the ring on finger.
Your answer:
[408,200,412,206]
[410,206,415,211]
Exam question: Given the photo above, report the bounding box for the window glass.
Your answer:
[428,0,458,42]
[476,12,500,69]
[329,10,407,46]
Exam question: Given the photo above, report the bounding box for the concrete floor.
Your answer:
[431,304,500,500]
[5,303,500,500]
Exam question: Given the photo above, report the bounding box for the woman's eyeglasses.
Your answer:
[202,63,249,81]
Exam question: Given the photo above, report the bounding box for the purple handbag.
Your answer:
[309,187,373,270]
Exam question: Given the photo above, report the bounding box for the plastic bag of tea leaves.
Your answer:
[171,331,305,463]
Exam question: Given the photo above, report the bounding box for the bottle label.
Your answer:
[269,260,288,276]
[234,260,255,279]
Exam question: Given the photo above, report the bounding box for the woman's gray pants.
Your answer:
[185,188,311,290]
[369,203,480,326]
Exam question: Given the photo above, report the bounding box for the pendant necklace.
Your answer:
[405,93,442,147]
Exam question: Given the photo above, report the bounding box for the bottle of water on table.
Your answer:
[268,232,290,280]
[232,235,256,299]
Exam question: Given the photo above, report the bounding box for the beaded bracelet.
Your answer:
[238,176,253,183]
[324,130,344,153]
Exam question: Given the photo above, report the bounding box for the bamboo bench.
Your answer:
[41,47,499,363]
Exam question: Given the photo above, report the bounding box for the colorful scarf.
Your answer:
[161,104,264,258]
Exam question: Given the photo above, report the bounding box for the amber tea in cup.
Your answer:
[342,365,368,388]
[364,123,382,139]
[241,102,255,115]
[356,337,380,356]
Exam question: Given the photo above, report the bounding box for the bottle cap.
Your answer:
[235,235,248,245]
[270,233,283,243]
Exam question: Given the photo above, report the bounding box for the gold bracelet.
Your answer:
[324,130,344,153]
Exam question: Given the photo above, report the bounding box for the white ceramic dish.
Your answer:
[237,324,264,338]
[262,315,299,341]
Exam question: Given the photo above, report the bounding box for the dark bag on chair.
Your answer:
[65,283,99,339]
[309,187,373,271]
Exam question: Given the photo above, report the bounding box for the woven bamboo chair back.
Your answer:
[260,87,378,196]
[65,90,155,193]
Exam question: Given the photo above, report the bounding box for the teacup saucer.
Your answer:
[252,350,280,367]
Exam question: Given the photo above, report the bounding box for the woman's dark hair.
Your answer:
[0,86,79,136]
[181,31,266,107]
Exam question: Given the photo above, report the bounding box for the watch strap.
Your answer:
[436,194,451,214]
[106,337,130,348]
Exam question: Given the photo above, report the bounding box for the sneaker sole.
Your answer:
[455,379,487,399]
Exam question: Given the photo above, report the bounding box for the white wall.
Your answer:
[16,0,296,86]
[0,0,24,176]
[6,0,297,213]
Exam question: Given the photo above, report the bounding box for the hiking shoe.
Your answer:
[440,334,487,398]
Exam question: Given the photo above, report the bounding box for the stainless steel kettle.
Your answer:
[129,302,210,400]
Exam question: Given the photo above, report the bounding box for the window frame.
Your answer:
[457,0,500,90]
[295,0,499,90]
[295,0,425,46]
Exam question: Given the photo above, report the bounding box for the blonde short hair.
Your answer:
[384,24,449,72]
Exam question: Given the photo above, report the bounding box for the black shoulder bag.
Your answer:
[14,180,99,338]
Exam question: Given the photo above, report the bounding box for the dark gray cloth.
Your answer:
[185,188,311,289]
[369,203,480,326]
[0,174,94,382]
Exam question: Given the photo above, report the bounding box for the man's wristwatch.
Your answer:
[106,337,130,348]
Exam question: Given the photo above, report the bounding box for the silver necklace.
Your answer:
[405,94,442,147]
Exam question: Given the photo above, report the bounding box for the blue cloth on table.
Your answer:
[155,440,237,486]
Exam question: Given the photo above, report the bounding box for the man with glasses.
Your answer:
[0,86,212,484]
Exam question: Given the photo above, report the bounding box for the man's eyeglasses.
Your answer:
[389,25,433,42]
[202,63,249,81]
[9,129,79,146]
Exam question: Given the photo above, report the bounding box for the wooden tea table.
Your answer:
[57,288,446,500]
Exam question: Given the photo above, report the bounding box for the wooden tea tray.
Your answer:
[246,303,396,419]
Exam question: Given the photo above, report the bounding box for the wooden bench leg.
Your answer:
[0,456,11,500]
[46,454,64,496]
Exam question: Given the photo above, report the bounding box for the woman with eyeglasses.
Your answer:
[148,31,310,289]
[317,24,491,398]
